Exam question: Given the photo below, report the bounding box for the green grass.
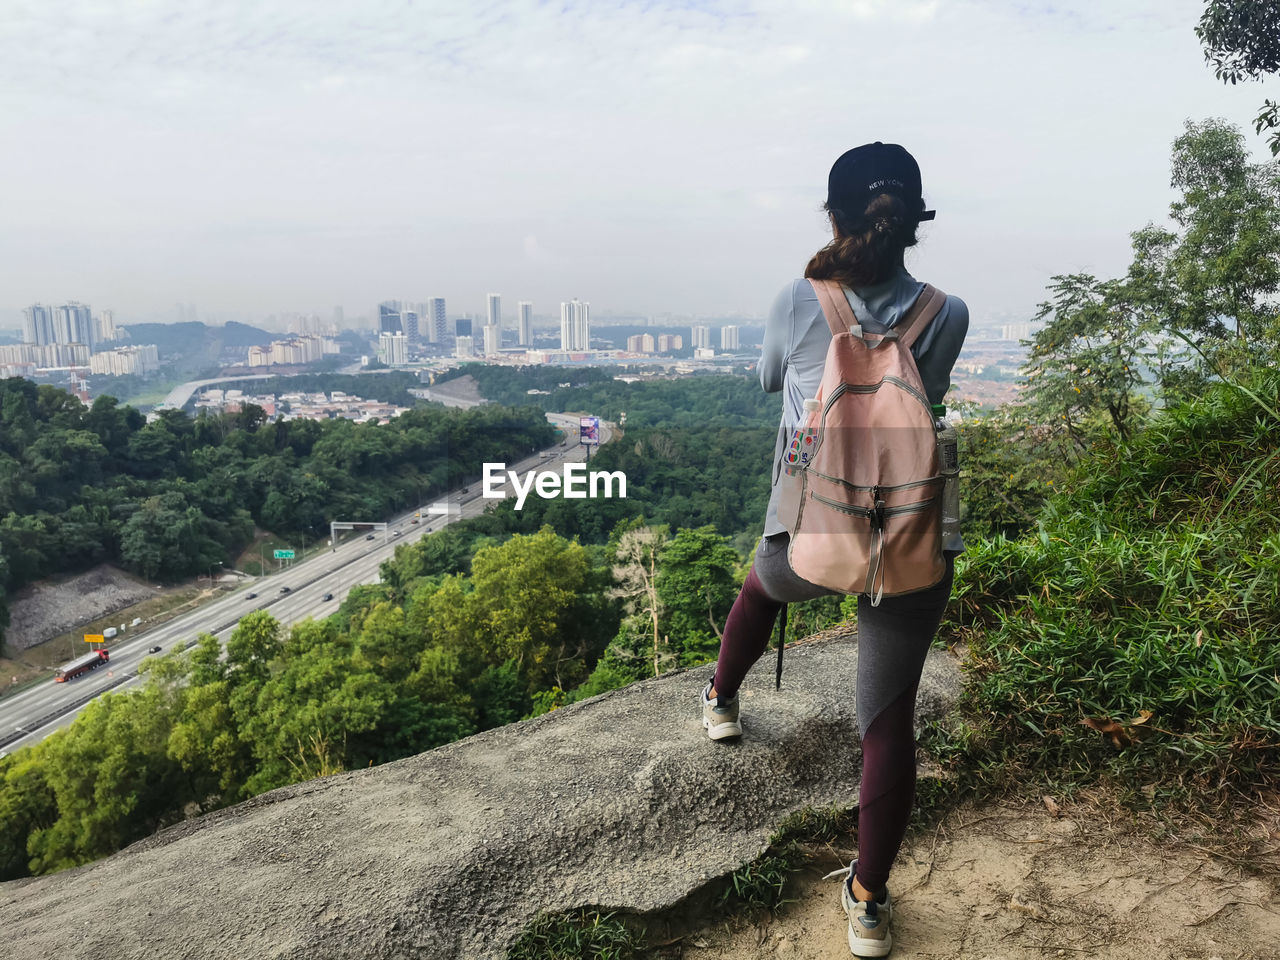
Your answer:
[933,372,1280,808]
[507,909,644,960]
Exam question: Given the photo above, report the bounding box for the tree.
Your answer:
[0,751,57,880]
[1019,274,1152,454]
[610,525,670,677]
[1127,118,1280,391]
[1196,1,1280,154]
[225,610,282,688]
[467,527,594,690]
[27,689,185,874]
[118,490,225,581]
[655,526,739,667]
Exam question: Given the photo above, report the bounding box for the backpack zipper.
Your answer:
[809,492,936,521]
[810,377,935,463]
[807,472,941,494]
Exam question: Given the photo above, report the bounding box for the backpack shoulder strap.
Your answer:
[896,284,947,350]
[808,278,861,337]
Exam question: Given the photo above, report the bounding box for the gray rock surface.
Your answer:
[0,633,962,959]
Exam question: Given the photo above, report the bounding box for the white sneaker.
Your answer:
[833,860,892,957]
[700,679,741,740]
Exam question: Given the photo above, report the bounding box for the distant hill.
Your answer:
[119,321,275,367]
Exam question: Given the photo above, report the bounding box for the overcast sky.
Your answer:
[0,0,1274,327]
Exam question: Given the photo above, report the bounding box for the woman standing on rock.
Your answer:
[699,142,969,958]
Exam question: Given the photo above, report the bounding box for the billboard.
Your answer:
[579,416,600,445]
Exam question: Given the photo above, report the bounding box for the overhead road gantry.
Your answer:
[329,520,389,551]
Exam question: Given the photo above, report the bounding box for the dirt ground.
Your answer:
[4,565,156,652]
[1,581,228,691]
[680,798,1280,960]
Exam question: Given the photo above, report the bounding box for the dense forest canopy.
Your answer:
[0,377,554,635]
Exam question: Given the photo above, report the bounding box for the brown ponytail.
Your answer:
[804,192,922,288]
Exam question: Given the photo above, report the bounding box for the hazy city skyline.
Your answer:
[1,0,1273,327]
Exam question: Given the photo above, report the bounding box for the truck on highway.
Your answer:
[54,649,110,682]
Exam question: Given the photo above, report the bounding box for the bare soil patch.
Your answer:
[4,566,155,652]
[1,582,225,692]
[429,373,485,404]
[677,799,1280,960]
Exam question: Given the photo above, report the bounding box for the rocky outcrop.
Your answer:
[0,633,962,959]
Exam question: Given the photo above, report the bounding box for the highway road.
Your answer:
[0,411,612,756]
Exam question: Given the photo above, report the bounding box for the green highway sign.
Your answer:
[273,549,295,559]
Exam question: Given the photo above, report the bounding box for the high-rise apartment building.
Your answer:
[455,317,472,338]
[89,344,159,377]
[455,336,474,359]
[487,293,501,334]
[627,333,655,353]
[378,332,408,366]
[560,299,590,351]
[427,298,447,343]
[22,304,53,346]
[692,325,710,350]
[97,309,118,343]
[0,342,90,367]
[483,323,500,356]
[517,301,533,346]
[401,310,419,344]
[54,302,96,353]
[378,301,403,335]
[657,334,683,352]
[720,325,740,351]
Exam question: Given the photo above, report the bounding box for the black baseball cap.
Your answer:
[827,142,935,222]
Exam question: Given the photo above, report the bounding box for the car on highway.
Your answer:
[425,527,432,532]
[322,593,334,601]
[461,487,469,493]
[393,530,402,537]
[148,645,162,654]
[279,586,291,594]
[411,518,419,524]
[365,533,375,541]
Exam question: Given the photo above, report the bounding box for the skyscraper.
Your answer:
[401,309,419,344]
[692,325,710,349]
[54,302,96,352]
[560,299,590,351]
[487,293,502,332]
[378,301,403,335]
[456,317,472,338]
[427,298,447,343]
[484,323,501,356]
[97,309,117,342]
[22,304,53,346]
[517,301,533,346]
[721,325,740,351]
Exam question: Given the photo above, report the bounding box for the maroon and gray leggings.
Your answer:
[712,533,955,895]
